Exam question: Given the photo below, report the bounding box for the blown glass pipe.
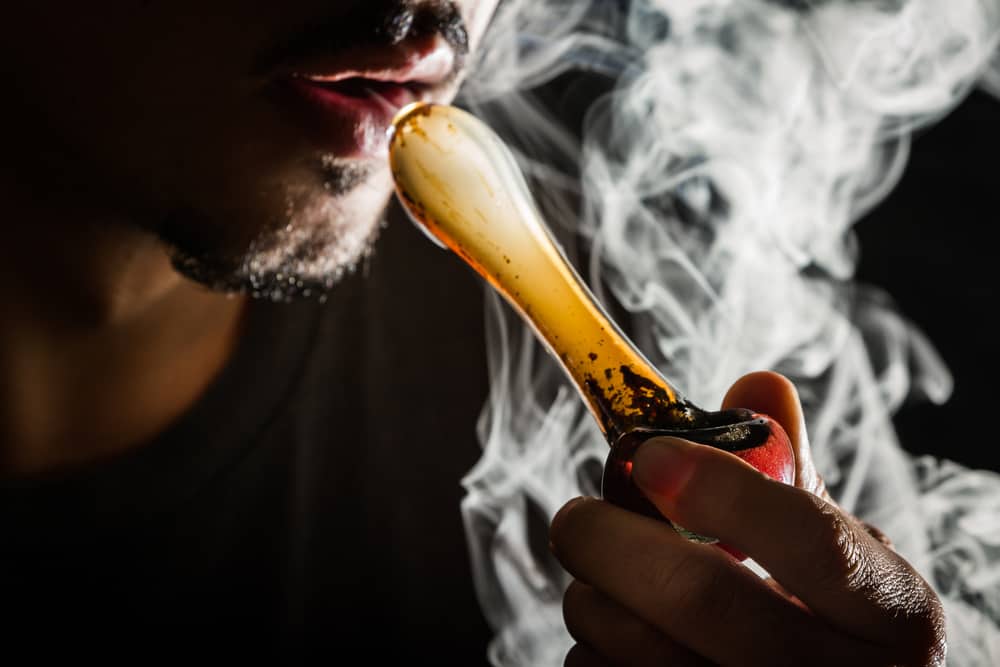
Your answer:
[387,102,793,545]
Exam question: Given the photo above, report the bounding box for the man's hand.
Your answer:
[549,371,946,666]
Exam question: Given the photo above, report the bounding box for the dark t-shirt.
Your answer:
[1,205,495,662]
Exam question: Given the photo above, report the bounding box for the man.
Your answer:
[0,1,945,664]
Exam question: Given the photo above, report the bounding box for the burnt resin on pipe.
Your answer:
[387,102,793,554]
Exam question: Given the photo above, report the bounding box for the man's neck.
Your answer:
[0,216,248,477]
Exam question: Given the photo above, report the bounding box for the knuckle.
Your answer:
[794,494,867,590]
[911,616,947,666]
[648,552,738,634]
[644,551,692,613]
[889,579,948,666]
[686,566,739,632]
[562,579,683,667]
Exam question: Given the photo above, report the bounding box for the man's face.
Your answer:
[0,1,499,298]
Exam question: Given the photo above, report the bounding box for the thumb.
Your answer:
[721,371,827,499]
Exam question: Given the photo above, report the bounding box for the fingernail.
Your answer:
[631,437,697,501]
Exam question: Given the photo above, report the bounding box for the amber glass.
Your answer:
[388,102,790,525]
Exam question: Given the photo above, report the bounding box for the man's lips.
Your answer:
[267,36,457,159]
[286,38,456,87]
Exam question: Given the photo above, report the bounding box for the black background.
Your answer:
[856,89,1000,474]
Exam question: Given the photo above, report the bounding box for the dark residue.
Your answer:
[582,364,767,451]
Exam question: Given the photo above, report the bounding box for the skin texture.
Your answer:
[551,371,947,666]
[0,3,945,662]
[0,1,497,474]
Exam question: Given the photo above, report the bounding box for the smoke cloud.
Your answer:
[455,1,1000,665]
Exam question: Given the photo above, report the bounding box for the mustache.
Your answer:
[255,0,469,77]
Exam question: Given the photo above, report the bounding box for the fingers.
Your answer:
[722,371,807,451]
[563,580,709,667]
[722,371,888,549]
[550,497,865,666]
[720,370,825,498]
[630,437,945,661]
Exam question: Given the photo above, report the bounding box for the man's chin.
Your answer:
[156,158,394,301]
[166,214,386,302]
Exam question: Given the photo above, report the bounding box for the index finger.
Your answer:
[549,496,865,666]
[631,435,944,660]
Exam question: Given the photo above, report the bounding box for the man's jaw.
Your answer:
[160,158,393,302]
[168,1,472,300]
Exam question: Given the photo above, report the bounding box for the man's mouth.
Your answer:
[268,34,459,159]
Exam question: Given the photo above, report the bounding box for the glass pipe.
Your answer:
[387,102,793,545]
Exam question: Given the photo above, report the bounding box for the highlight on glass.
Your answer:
[387,102,794,553]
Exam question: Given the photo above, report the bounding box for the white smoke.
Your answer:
[456,1,1000,665]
